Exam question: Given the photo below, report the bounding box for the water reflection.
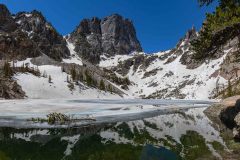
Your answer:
[0,108,231,160]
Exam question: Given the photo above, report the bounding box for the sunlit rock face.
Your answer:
[69,14,142,64]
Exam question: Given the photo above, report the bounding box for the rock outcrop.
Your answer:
[0,4,70,61]
[212,96,240,140]
[0,77,25,99]
[14,11,70,61]
[0,4,17,32]
[69,14,142,64]
[0,30,41,60]
[221,98,240,140]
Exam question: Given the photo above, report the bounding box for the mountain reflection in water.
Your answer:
[0,107,230,160]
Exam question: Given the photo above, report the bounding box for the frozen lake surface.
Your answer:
[0,99,215,128]
[0,99,233,160]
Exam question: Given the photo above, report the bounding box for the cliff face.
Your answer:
[14,11,70,61]
[0,4,141,64]
[69,14,142,64]
[0,4,16,32]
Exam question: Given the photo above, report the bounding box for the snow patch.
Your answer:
[13,58,120,99]
[62,41,83,66]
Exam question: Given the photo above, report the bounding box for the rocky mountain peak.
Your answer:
[0,5,70,61]
[70,14,142,64]
[14,9,70,61]
[76,17,101,35]
[0,4,16,32]
[15,10,50,33]
[0,4,10,18]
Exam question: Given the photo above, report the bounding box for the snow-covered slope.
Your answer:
[99,54,133,68]
[99,31,236,100]
[5,23,236,100]
[62,41,83,66]
[11,30,236,100]
[13,58,120,99]
[126,51,227,100]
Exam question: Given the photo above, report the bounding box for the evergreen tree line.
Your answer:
[102,68,131,86]
[192,0,240,60]
[63,66,113,92]
[2,62,42,78]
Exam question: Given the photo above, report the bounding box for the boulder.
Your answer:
[0,77,25,99]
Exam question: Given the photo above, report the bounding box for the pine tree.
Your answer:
[36,66,40,76]
[12,61,15,69]
[21,63,25,72]
[85,70,92,86]
[3,62,13,78]
[100,80,105,91]
[42,70,47,78]
[48,75,52,83]
[67,75,70,83]
[25,63,29,71]
[124,77,130,85]
[108,84,113,93]
[79,72,84,81]
[61,66,65,72]
[71,67,77,81]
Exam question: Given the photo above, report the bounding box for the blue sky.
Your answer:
[1,0,217,53]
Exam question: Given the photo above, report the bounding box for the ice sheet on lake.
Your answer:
[0,99,215,128]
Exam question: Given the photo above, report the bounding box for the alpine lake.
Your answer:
[0,99,238,160]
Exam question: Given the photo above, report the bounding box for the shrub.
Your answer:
[47,112,70,125]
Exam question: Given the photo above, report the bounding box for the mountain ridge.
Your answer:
[0,3,238,100]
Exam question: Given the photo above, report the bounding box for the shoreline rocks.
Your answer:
[205,96,240,140]
[204,96,240,159]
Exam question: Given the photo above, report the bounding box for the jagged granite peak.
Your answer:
[0,4,41,60]
[14,10,70,61]
[0,4,17,32]
[0,4,69,61]
[0,4,10,18]
[101,14,142,55]
[69,14,142,64]
[75,17,102,35]
[14,10,47,32]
